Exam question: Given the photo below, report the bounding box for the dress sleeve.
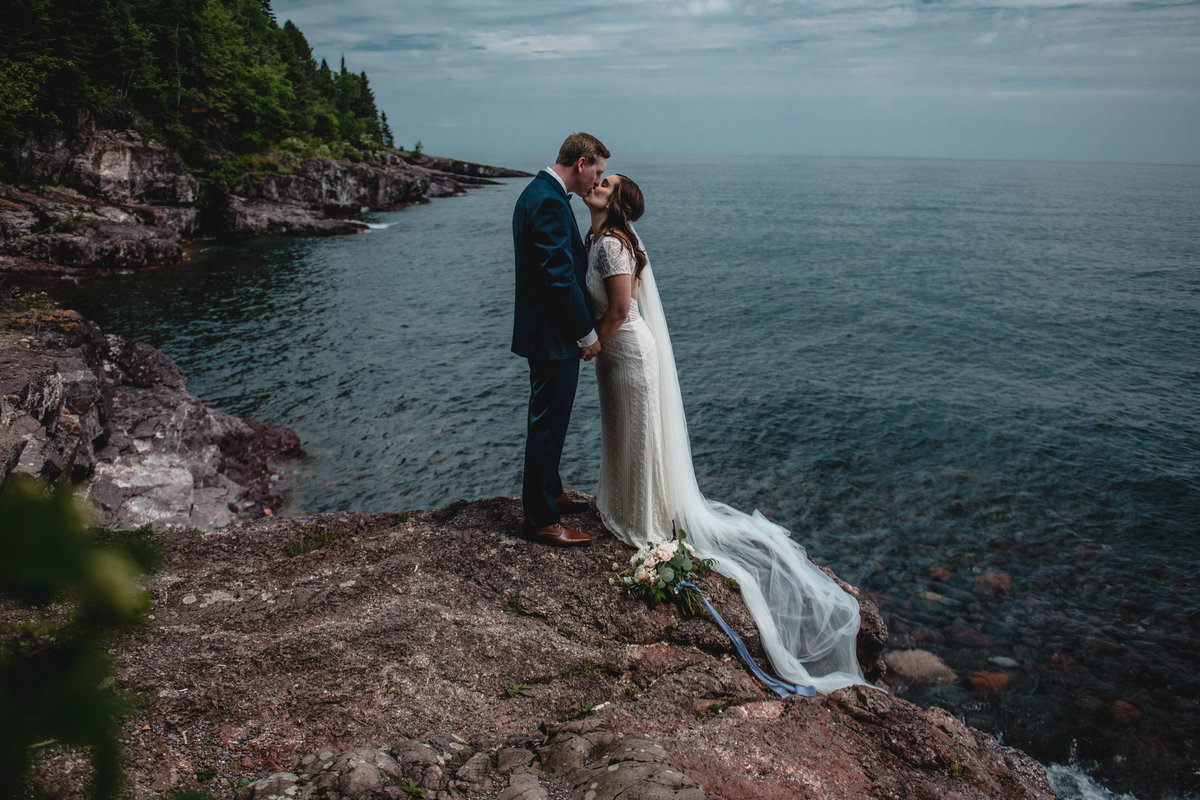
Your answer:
[596,236,636,279]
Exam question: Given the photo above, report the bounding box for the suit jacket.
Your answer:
[511,170,594,360]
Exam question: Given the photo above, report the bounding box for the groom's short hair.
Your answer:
[556,132,610,166]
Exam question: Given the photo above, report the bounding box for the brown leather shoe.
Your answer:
[555,493,592,514]
[522,521,593,547]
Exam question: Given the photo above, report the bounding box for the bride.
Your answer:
[582,174,867,693]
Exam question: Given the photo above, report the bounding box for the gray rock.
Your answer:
[246,771,302,799]
[498,770,547,800]
[305,748,407,800]
[454,751,493,785]
[14,118,198,206]
[0,427,26,485]
[538,721,707,800]
[496,748,534,774]
[298,749,342,777]
[1,307,298,528]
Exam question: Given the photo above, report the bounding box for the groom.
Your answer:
[512,132,609,546]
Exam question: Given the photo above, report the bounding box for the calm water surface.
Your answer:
[57,155,1200,799]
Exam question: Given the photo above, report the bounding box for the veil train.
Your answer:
[635,242,868,694]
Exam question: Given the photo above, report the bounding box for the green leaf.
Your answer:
[660,566,675,583]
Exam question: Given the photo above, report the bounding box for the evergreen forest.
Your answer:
[0,0,397,181]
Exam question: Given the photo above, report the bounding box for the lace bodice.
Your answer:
[586,235,642,322]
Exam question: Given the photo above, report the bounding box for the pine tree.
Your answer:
[380,111,394,148]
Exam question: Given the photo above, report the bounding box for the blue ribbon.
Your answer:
[675,580,817,698]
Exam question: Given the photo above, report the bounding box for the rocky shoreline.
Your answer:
[0,118,528,278]
[0,294,301,529]
[19,498,1055,800]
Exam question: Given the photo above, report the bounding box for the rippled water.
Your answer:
[57,155,1200,798]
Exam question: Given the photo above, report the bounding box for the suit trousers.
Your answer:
[523,358,580,527]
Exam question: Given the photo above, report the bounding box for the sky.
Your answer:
[270,0,1200,165]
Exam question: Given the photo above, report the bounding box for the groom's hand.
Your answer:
[581,341,602,361]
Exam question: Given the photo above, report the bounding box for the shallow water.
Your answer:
[56,155,1200,798]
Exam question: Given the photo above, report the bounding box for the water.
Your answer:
[55,155,1200,798]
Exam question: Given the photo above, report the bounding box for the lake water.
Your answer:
[57,155,1200,799]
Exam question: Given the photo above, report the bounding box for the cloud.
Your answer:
[465,30,607,59]
[271,0,1200,163]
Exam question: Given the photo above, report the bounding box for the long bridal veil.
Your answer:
[636,242,868,694]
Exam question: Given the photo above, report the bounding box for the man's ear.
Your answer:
[574,157,586,174]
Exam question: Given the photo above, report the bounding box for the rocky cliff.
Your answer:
[2,298,1058,799]
[21,498,1056,800]
[0,118,528,276]
[0,294,301,529]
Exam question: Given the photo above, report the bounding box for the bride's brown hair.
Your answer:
[590,174,648,278]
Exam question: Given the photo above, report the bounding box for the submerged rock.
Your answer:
[884,648,959,686]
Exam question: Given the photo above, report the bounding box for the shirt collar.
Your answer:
[543,167,571,198]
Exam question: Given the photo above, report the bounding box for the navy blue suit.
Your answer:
[512,171,594,527]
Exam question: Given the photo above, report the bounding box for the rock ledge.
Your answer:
[22,498,1054,799]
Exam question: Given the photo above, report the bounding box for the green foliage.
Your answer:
[193,766,218,782]
[503,590,530,617]
[722,576,740,592]
[380,112,394,148]
[52,208,93,233]
[561,660,621,681]
[284,513,354,557]
[19,291,50,311]
[0,0,394,183]
[0,53,67,165]
[504,681,531,698]
[400,778,426,799]
[0,475,155,800]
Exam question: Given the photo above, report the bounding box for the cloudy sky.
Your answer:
[271,0,1200,165]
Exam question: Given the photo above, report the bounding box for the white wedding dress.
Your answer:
[585,232,868,694]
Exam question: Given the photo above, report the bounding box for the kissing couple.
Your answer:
[512,132,867,693]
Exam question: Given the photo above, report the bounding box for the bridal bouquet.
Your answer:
[611,528,714,616]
